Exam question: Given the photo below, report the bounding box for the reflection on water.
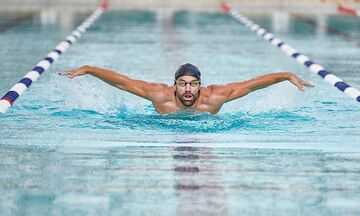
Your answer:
[173,146,227,215]
[0,12,37,33]
[1,145,360,215]
[1,8,360,215]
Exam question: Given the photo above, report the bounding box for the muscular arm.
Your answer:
[59,65,166,100]
[224,72,314,102]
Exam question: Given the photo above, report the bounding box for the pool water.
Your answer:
[1,8,360,215]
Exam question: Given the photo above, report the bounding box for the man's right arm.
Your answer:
[59,65,164,100]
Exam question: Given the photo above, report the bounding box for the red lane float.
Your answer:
[101,0,109,9]
[338,4,360,17]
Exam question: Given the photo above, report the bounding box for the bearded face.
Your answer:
[174,76,201,107]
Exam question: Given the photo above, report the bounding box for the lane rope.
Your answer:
[0,0,109,113]
[221,3,360,103]
[338,4,360,17]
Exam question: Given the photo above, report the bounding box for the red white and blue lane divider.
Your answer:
[221,3,360,103]
[338,4,360,17]
[0,0,109,113]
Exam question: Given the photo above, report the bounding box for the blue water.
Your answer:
[1,9,360,215]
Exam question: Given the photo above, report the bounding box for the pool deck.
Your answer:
[0,0,359,13]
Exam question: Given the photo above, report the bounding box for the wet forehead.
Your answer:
[176,76,199,82]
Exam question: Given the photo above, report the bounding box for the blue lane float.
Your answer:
[221,3,360,103]
[0,0,109,113]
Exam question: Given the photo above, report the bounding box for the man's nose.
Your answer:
[185,84,191,90]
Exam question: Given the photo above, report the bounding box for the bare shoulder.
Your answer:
[200,85,228,104]
[147,82,174,102]
[207,82,249,102]
[148,82,170,89]
[205,84,229,96]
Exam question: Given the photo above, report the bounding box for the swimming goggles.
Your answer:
[175,80,201,87]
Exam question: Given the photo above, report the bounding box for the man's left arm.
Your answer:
[224,72,314,102]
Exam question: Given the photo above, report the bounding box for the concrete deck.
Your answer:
[0,0,359,13]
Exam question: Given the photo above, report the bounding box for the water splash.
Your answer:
[6,73,315,133]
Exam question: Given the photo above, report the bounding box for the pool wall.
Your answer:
[0,0,359,13]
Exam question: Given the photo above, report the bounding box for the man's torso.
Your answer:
[150,85,227,114]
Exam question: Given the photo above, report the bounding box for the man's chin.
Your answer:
[176,94,197,107]
[181,99,195,107]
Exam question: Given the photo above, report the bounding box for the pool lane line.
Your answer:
[221,3,360,103]
[338,4,360,17]
[0,12,38,33]
[0,0,109,113]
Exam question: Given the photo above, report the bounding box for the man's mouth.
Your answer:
[183,94,193,101]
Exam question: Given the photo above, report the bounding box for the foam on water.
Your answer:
[1,10,360,215]
[7,73,314,134]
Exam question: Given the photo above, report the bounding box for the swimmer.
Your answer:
[59,63,314,114]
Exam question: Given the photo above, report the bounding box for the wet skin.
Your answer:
[59,65,315,114]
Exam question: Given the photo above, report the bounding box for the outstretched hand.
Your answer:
[288,74,315,91]
[58,65,88,78]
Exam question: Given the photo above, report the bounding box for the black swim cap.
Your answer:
[175,63,201,81]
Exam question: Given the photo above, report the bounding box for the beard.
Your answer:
[176,91,199,107]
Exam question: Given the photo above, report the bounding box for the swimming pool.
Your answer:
[1,6,360,215]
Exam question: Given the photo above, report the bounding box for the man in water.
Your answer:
[60,63,314,114]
